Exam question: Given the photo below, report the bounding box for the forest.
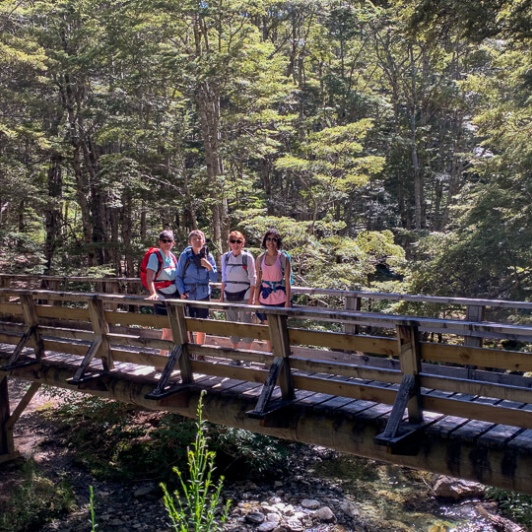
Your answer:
[2,0,532,303]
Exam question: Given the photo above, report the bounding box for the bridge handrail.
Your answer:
[2,287,532,338]
[2,273,532,310]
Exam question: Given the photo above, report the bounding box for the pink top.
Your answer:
[259,253,287,305]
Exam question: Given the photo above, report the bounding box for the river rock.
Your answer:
[340,499,359,518]
[300,498,321,509]
[245,511,266,524]
[432,476,485,500]
[314,505,336,523]
[257,523,278,532]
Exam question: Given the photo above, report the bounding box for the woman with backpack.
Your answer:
[175,230,218,348]
[254,228,292,326]
[143,229,179,347]
[221,230,257,354]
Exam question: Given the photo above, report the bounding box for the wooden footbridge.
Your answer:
[3,276,532,495]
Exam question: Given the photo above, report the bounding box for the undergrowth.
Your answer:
[485,487,532,529]
[0,460,76,532]
[42,388,293,485]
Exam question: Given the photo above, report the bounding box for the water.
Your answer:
[311,454,505,531]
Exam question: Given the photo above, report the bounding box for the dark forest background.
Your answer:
[2,0,532,302]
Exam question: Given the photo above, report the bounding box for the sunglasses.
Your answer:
[266,237,278,242]
[229,239,243,244]
[160,239,173,243]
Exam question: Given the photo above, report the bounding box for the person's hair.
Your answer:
[228,230,245,243]
[188,229,206,243]
[159,230,174,242]
[261,228,282,249]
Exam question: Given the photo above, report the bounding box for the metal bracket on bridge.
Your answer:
[145,344,188,400]
[246,357,294,419]
[374,374,424,455]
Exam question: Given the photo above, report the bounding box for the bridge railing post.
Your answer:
[268,313,295,401]
[247,312,295,418]
[167,302,194,385]
[343,294,361,335]
[464,304,485,348]
[397,322,423,424]
[464,304,485,376]
[2,293,44,370]
[373,321,424,452]
[144,302,194,400]
[69,295,112,384]
[0,276,10,303]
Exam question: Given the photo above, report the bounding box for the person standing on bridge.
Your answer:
[254,228,292,329]
[176,230,217,350]
[221,230,257,356]
[145,229,179,347]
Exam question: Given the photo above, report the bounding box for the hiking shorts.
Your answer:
[187,297,210,319]
[255,302,288,323]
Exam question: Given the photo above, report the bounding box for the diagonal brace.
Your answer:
[0,326,40,371]
[374,374,424,452]
[68,336,103,384]
[145,345,187,399]
[246,357,287,418]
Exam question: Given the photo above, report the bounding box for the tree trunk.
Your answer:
[44,154,63,273]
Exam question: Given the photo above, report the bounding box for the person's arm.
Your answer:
[284,257,291,307]
[146,268,159,299]
[254,254,262,305]
[202,254,218,282]
[175,253,188,298]
[146,252,160,299]
[247,253,257,305]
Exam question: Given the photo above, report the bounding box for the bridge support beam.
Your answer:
[0,377,41,464]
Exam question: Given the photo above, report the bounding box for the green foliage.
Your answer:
[208,427,292,479]
[3,0,532,305]
[300,231,406,291]
[160,391,231,532]
[47,391,197,482]
[89,485,97,532]
[486,487,532,528]
[0,460,76,532]
[44,388,297,489]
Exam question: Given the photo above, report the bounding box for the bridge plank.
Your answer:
[477,424,525,448]
[420,374,532,404]
[0,302,23,317]
[292,374,397,404]
[449,419,496,442]
[422,395,532,429]
[422,343,532,373]
[504,429,532,452]
[288,328,398,356]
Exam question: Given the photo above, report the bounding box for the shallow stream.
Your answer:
[311,454,509,531]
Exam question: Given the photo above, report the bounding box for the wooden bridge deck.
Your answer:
[2,286,532,495]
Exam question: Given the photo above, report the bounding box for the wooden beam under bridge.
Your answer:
[4,359,532,496]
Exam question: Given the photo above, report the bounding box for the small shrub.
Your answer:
[209,426,292,480]
[485,487,532,528]
[0,460,76,532]
[161,391,231,532]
